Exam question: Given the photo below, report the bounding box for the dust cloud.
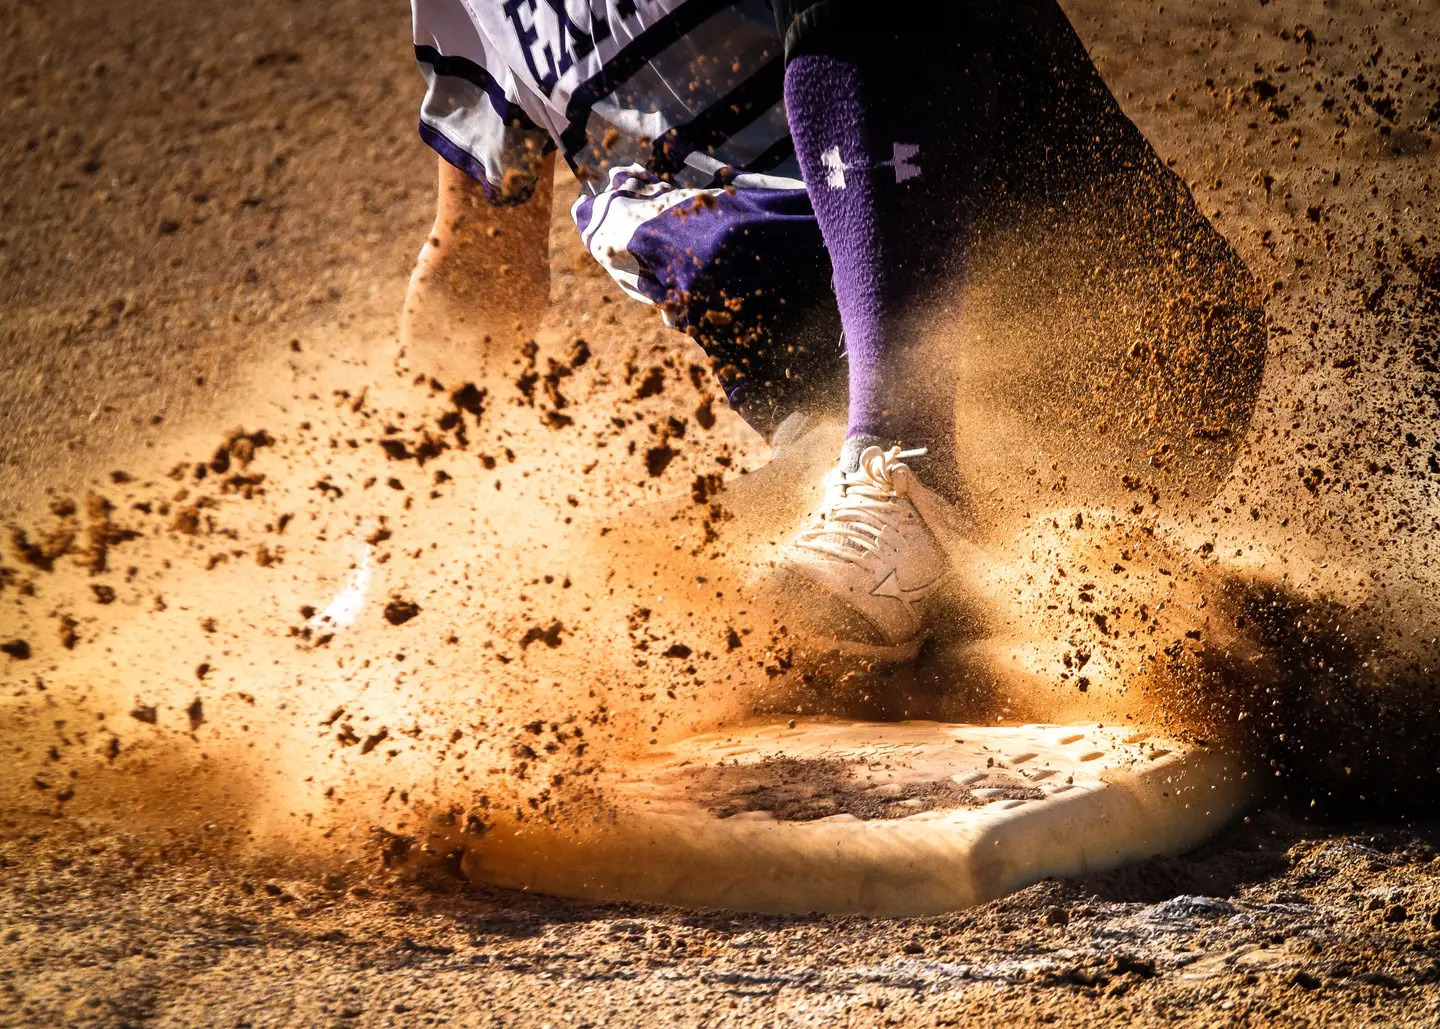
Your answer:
[3,0,1439,897]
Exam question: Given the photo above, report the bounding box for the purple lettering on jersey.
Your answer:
[542,0,611,66]
[503,0,557,96]
[505,0,617,98]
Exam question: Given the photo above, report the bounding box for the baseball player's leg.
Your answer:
[401,154,555,382]
[766,2,998,658]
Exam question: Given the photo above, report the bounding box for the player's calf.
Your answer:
[401,155,554,381]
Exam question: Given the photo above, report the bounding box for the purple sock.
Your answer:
[783,30,995,495]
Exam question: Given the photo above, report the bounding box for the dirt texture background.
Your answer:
[4,0,1440,1026]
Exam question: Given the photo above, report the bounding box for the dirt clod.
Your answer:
[383,599,420,626]
[1,640,31,660]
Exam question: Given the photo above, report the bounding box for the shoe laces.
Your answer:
[794,445,927,566]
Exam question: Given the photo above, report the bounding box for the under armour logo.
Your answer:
[817,143,921,189]
[821,146,849,188]
[870,569,942,625]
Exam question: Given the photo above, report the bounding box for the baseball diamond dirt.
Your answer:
[3,0,1440,1026]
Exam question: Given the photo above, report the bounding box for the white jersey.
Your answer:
[412,0,800,205]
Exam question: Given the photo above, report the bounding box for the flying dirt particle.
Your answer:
[380,439,412,461]
[1,639,31,660]
[196,662,211,680]
[171,506,202,535]
[662,643,693,659]
[412,429,453,464]
[336,724,360,747]
[321,707,344,727]
[516,368,538,405]
[58,615,78,650]
[519,620,565,649]
[694,397,716,430]
[451,381,486,417]
[646,444,678,477]
[360,728,389,755]
[9,526,74,571]
[223,428,272,468]
[383,599,420,626]
[726,627,742,651]
[543,358,572,410]
[635,366,666,399]
[566,337,591,368]
[372,827,413,868]
[220,473,266,498]
[104,738,120,761]
[91,584,116,605]
[254,544,280,567]
[691,472,723,504]
[129,705,157,725]
[186,698,204,731]
[300,605,316,619]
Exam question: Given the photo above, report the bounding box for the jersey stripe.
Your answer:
[414,44,545,134]
[556,0,741,159]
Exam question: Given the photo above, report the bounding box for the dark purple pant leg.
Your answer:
[781,11,996,494]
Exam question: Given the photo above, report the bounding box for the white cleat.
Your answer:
[771,444,964,660]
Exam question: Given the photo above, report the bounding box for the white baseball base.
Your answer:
[461,720,1252,916]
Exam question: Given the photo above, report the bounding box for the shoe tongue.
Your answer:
[839,435,896,474]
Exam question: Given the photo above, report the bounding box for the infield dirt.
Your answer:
[3,0,1440,1026]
